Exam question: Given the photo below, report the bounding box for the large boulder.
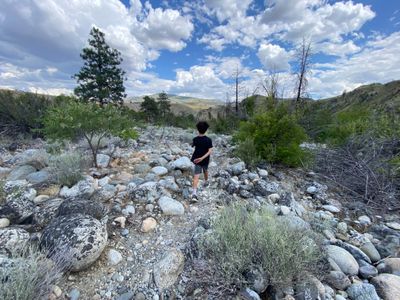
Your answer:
[7,165,36,181]
[326,245,359,275]
[40,214,108,272]
[254,179,279,196]
[0,191,36,224]
[371,273,400,300]
[26,170,51,185]
[154,249,185,289]
[128,181,160,203]
[57,198,107,220]
[230,161,245,176]
[170,157,192,171]
[0,227,30,255]
[158,196,184,215]
[33,198,64,229]
[59,176,96,199]
[11,149,48,170]
[346,283,379,300]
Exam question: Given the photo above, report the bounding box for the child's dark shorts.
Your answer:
[194,164,208,175]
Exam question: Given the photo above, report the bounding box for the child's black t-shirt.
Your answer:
[191,136,213,166]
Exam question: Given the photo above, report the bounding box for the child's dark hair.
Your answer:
[196,121,209,134]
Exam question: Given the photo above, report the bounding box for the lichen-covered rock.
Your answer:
[154,249,185,289]
[57,198,107,220]
[33,198,64,229]
[254,179,279,196]
[0,227,30,255]
[0,191,36,224]
[128,181,160,203]
[347,283,379,300]
[40,214,107,272]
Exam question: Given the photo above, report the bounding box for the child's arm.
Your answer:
[193,148,213,164]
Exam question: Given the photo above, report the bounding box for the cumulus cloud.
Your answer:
[257,43,291,71]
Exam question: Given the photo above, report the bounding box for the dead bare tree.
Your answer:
[294,38,312,109]
[232,65,244,115]
[261,67,280,101]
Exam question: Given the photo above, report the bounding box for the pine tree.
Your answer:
[74,27,126,106]
[157,92,171,120]
[140,96,159,122]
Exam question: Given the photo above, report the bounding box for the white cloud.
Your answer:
[257,43,291,71]
[311,32,400,98]
[203,0,253,22]
[133,3,194,52]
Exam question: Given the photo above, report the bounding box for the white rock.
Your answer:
[280,206,291,215]
[258,169,268,178]
[267,193,280,203]
[141,217,157,233]
[307,186,318,194]
[52,285,62,298]
[0,218,10,229]
[59,176,96,198]
[386,222,400,231]
[98,176,111,187]
[154,249,185,289]
[114,216,126,228]
[358,215,371,226]
[33,195,50,204]
[158,196,184,215]
[151,166,168,176]
[322,205,341,213]
[171,157,192,171]
[108,249,123,266]
[122,205,135,216]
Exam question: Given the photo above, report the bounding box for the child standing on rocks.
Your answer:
[191,121,213,200]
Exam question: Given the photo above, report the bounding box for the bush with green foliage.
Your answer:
[0,246,66,300]
[235,104,309,167]
[42,101,137,167]
[209,114,241,134]
[200,205,323,290]
[0,91,52,136]
[233,137,261,168]
[48,151,89,187]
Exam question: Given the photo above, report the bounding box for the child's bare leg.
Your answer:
[204,170,208,181]
[192,174,200,192]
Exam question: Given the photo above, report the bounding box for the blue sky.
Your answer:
[0,0,399,100]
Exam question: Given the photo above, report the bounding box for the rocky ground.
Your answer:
[0,126,400,300]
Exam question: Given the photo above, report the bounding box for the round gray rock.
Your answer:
[40,213,108,272]
[347,283,379,300]
[7,165,36,181]
[26,170,51,185]
[0,227,30,255]
[158,196,184,215]
[151,166,168,176]
[57,198,107,220]
[154,248,185,289]
[326,245,359,275]
[171,157,192,171]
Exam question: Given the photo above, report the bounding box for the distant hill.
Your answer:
[126,94,222,115]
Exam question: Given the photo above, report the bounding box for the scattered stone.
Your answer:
[386,222,400,231]
[33,198,63,229]
[52,285,62,298]
[326,245,359,275]
[358,215,371,226]
[59,176,96,199]
[295,275,325,300]
[245,267,268,293]
[254,180,279,196]
[26,170,51,185]
[91,184,117,202]
[346,283,379,300]
[359,264,378,279]
[337,222,348,234]
[121,229,129,236]
[122,205,135,216]
[0,218,10,229]
[0,227,30,254]
[231,161,245,175]
[33,194,50,204]
[154,248,185,289]
[0,167,11,179]
[7,165,36,181]
[258,169,268,178]
[267,193,280,203]
[325,271,351,290]
[0,192,36,224]
[114,216,126,228]
[158,196,184,215]
[371,273,400,300]
[238,288,261,300]
[117,291,135,300]
[360,241,381,263]
[108,249,123,266]
[377,258,400,276]
[96,154,110,168]
[306,186,318,194]
[141,217,157,233]
[151,166,168,176]
[40,214,108,272]
[69,288,80,300]
[171,157,192,171]
[322,205,341,213]
[279,206,291,215]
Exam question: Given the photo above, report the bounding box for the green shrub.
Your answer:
[200,205,323,289]
[0,91,50,136]
[234,104,309,167]
[48,151,89,187]
[42,101,138,167]
[209,114,241,134]
[0,246,65,300]
[234,137,261,168]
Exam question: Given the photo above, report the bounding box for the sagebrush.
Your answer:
[0,246,66,300]
[199,205,323,292]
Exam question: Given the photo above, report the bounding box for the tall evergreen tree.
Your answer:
[157,92,171,120]
[74,27,126,106]
[140,96,159,122]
